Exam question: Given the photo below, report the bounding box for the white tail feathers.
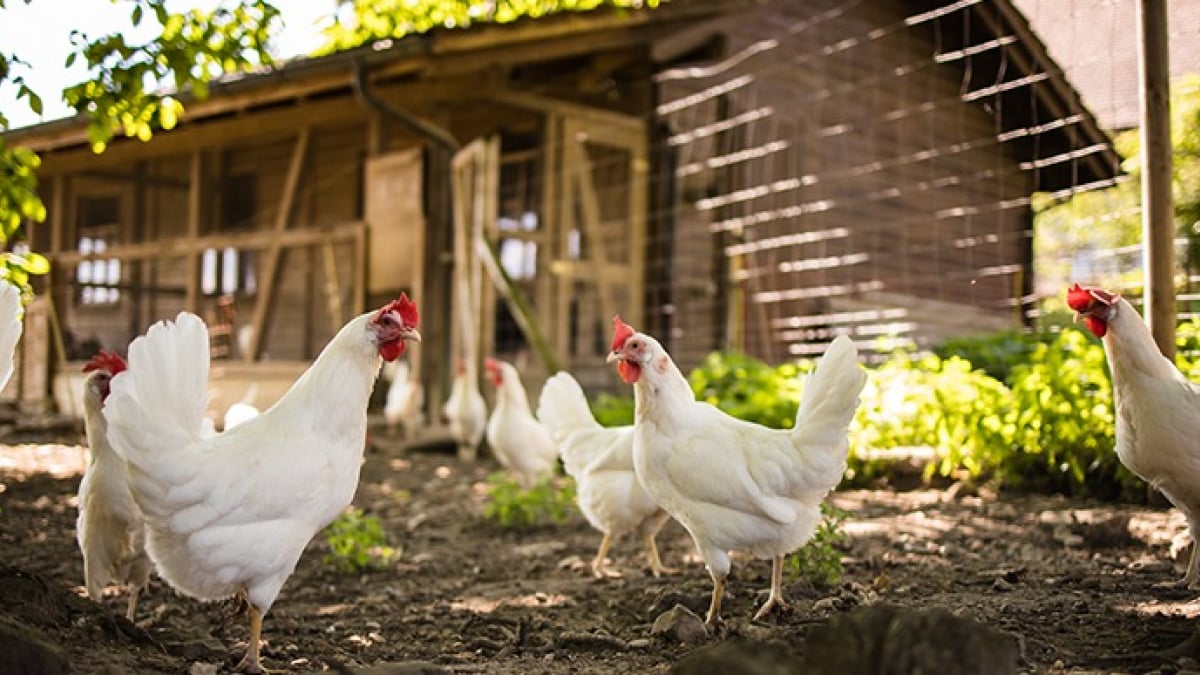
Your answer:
[537,372,601,445]
[0,281,23,393]
[106,312,212,487]
[791,335,867,486]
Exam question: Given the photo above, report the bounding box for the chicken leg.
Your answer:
[590,533,621,578]
[705,575,725,626]
[641,511,678,577]
[125,586,141,622]
[753,556,789,620]
[234,603,266,673]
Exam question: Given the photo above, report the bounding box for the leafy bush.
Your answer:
[786,503,849,587]
[933,330,1043,382]
[591,392,634,427]
[689,351,809,429]
[1006,329,1136,498]
[850,352,1014,482]
[482,472,577,529]
[323,508,400,574]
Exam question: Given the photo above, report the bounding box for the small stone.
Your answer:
[627,639,651,649]
[992,577,1015,592]
[650,604,708,644]
[187,664,219,675]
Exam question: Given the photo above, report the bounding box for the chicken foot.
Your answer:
[642,511,678,578]
[234,603,268,673]
[753,556,789,621]
[125,585,141,622]
[590,533,622,578]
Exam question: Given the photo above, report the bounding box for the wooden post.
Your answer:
[186,151,203,313]
[1138,0,1175,358]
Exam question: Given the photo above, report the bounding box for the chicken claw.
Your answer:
[752,556,790,621]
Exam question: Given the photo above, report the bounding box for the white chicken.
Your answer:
[537,371,673,578]
[484,357,559,488]
[103,295,421,672]
[1068,283,1200,586]
[607,317,866,624]
[383,359,425,440]
[76,351,153,621]
[222,383,261,431]
[0,280,24,393]
[443,358,487,460]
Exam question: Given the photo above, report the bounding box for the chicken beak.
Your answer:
[403,327,422,343]
[605,350,622,364]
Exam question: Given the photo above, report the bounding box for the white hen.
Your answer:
[607,317,866,624]
[103,295,420,672]
[0,280,24,393]
[485,358,558,488]
[537,371,673,578]
[383,360,425,440]
[443,358,487,460]
[76,351,153,621]
[1068,283,1200,586]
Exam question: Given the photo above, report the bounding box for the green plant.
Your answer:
[786,503,849,588]
[1006,328,1137,499]
[849,352,1014,484]
[934,330,1043,383]
[689,351,809,430]
[323,508,400,574]
[591,392,634,427]
[482,472,576,529]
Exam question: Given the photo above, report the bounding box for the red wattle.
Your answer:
[380,341,405,362]
[1085,316,1108,339]
[617,360,641,384]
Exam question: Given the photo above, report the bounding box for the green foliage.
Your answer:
[688,351,808,430]
[1033,75,1200,296]
[482,472,576,529]
[591,391,634,427]
[1005,329,1136,498]
[933,330,1043,383]
[321,0,663,53]
[786,503,848,588]
[60,0,281,153]
[323,508,400,574]
[851,352,1014,483]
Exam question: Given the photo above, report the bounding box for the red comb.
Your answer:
[377,292,420,327]
[82,350,127,375]
[611,315,635,352]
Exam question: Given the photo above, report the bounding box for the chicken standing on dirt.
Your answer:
[1068,283,1200,587]
[485,357,559,488]
[102,295,421,672]
[537,371,673,578]
[607,317,866,624]
[0,281,23,393]
[76,351,153,621]
[383,360,425,439]
[444,359,487,460]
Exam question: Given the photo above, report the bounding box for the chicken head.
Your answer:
[1066,283,1119,338]
[370,293,422,361]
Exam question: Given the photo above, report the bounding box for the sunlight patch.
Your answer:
[1118,597,1200,619]
[451,592,572,614]
[0,444,88,478]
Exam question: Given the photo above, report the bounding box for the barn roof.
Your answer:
[6,0,1119,192]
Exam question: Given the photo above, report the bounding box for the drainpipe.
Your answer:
[351,59,459,420]
[351,60,459,153]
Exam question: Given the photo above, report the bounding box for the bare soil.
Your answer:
[2,423,1199,674]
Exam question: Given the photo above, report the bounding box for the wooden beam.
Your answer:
[563,119,620,329]
[1137,0,1175,358]
[51,222,365,266]
[245,128,311,362]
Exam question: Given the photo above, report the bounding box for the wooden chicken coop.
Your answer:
[4,0,1119,415]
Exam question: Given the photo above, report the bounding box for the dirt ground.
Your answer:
[2,422,1200,674]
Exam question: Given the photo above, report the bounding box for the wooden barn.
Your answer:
[4,0,1119,415]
